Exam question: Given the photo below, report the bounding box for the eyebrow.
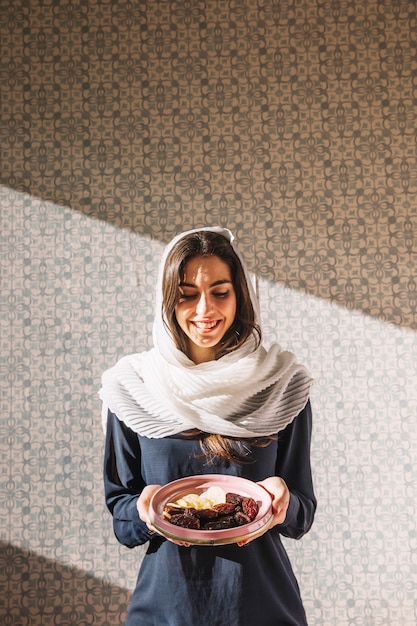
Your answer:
[179,279,232,288]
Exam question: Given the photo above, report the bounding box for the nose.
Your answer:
[195,292,212,316]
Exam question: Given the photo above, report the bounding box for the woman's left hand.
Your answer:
[237,476,290,547]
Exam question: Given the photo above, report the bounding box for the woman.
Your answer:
[100,227,316,625]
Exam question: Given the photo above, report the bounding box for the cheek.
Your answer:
[174,306,188,330]
[225,300,237,323]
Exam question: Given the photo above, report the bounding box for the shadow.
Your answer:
[0,541,131,626]
[2,182,416,333]
[1,0,417,334]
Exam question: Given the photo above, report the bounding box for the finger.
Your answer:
[275,500,289,523]
[146,521,157,533]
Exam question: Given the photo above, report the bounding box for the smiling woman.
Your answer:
[99,227,315,626]
[160,228,261,361]
[174,255,237,363]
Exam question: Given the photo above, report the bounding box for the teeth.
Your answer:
[194,321,217,329]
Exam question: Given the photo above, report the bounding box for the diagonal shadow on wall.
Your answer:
[1,0,417,331]
[0,541,131,626]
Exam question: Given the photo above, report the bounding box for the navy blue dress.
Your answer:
[103,401,316,626]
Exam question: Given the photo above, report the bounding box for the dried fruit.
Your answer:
[234,511,252,526]
[212,502,237,515]
[167,486,226,511]
[163,489,260,532]
[203,515,236,530]
[226,492,244,505]
[170,513,201,529]
[242,497,259,520]
[194,508,219,521]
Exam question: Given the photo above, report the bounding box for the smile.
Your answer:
[192,320,220,330]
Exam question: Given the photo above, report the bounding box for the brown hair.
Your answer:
[161,230,265,462]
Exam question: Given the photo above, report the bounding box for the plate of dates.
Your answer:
[149,474,273,546]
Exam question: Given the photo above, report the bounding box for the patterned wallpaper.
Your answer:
[1,0,416,624]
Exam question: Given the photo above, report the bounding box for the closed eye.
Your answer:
[178,290,230,302]
[178,292,197,301]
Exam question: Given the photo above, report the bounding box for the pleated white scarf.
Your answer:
[99,227,312,438]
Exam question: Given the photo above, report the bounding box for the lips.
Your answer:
[192,320,220,331]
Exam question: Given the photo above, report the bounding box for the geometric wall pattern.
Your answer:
[1,0,416,623]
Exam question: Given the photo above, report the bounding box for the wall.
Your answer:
[1,0,416,624]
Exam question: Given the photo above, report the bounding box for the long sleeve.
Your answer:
[103,402,316,547]
[103,410,154,548]
[273,400,317,539]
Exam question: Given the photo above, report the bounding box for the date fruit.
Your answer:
[163,490,260,531]
[170,513,201,529]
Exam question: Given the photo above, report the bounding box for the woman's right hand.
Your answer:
[137,484,161,533]
[137,484,191,547]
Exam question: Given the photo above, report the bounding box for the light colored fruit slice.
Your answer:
[167,486,227,510]
[202,486,227,506]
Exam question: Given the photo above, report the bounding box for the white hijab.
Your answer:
[99,227,312,438]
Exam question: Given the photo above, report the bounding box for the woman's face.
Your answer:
[175,255,237,364]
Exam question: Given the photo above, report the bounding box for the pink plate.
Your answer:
[149,474,273,546]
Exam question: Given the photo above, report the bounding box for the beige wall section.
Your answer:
[1,1,416,624]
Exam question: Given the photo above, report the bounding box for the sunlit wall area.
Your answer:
[1,189,160,585]
[1,1,417,624]
[259,281,417,623]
